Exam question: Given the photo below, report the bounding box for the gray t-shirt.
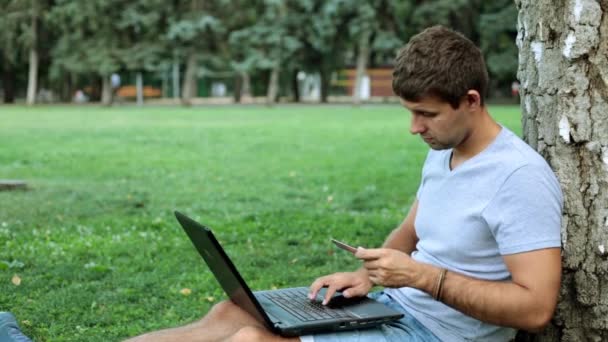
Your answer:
[385,127,563,341]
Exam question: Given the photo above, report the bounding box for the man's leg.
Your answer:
[0,312,33,342]
[125,300,299,342]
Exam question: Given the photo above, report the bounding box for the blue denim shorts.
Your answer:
[303,291,440,342]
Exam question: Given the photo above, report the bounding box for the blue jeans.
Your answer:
[305,291,440,342]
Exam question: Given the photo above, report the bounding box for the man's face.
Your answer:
[400,96,471,150]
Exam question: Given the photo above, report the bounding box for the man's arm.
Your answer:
[435,248,561,331]
[380,199,419,254]
[358,247,562,332]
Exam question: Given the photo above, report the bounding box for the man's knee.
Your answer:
[205,300,239,321]
[229,326,267,342]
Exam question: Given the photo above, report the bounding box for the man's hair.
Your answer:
[392,25,489,109]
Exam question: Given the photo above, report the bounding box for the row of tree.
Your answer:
[0,0,518,105]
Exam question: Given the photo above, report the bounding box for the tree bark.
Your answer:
[26,1,39,106]
[182,53,198,105]
[266,66,280,105]
[515,0,608,341]
[353,30,371,105]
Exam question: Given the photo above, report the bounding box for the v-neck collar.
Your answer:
[445,126,506,173]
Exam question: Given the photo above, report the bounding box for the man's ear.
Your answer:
[465,90,482,110]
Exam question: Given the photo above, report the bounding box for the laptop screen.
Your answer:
[175,212,273,328]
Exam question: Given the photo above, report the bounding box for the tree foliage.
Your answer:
[0,0,519,103]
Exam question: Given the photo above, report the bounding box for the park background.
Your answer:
[0,0,518,106]
[3,0,608,341]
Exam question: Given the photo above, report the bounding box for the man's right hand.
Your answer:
[308,268,373,305]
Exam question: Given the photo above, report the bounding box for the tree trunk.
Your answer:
[320,67,330,103]
[292,69,300,103]
[182,53,198,106]
[515,0,608,341]
[172,58,180,99]
[241,72,251,101]
[26,44,39,105]
[136,71,144,106]
[58,72,73,103]
[234,73,242,103]
[2,65,16,103]
[26,2,39,106]
[266,66,280,105]
[101,74,112,106]
[353,30,371,105]
[161,68,168,98]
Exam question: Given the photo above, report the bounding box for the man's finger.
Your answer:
[363,260,380,270]
[308,277,329,300]
[366,269,376,278]
[355,248,384,260]
[367,270,382,284]
[323,284,341,305]
[343,283,368,298]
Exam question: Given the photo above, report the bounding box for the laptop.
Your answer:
[174,211,404,337]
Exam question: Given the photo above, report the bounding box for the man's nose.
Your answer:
[410,115,426,135]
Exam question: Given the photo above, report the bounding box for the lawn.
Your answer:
[0,104,521,341]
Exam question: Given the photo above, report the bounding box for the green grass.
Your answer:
[0,104,521,341]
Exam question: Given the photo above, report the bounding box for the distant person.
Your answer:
[511,80,520,99]
[111,73,121,88]
[73,89,88,103]
[111,73,122,103]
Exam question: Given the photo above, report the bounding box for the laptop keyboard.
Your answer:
[263,288,354,322]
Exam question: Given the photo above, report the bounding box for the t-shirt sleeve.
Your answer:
[481,164,563,255]
[416,181,424,199]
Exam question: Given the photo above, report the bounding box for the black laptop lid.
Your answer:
[174,211,274,329]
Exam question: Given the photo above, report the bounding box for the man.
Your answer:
[128,25,562,342]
